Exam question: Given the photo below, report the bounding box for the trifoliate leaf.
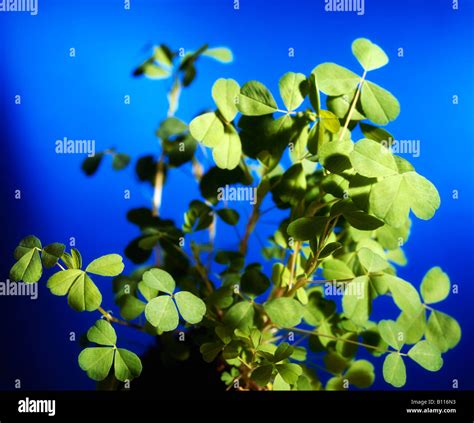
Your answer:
[264,298,304,327]
[378,319,404,350]
[407,340,443,371]
[279,72,307,111]
[346,360,375,388]
[352,38,389,71]
[383,353,406,388]
[114,348,143,382]
[87,319,117,346]
[350,138,398,177]
[420,267,450,304]
[212,125,242,170]
[78,347,114,381]
[358,248,388,273]
[189,112,225,147]
[313,63,360,96]
[85,254,124,277]
[142,268,175,294]
[41,243,65,269]
[425,310,461,353]
[145,295,179,332]
[67,272,102,312]
[223,301,255,330]
[174,291,206,324]
[361,81,400,126]
[275,363,302,385]
[212,78,240,122]
[202,47,233,63]
[324,351,349,374]
[238,81,278,116]
[369,172,440,228]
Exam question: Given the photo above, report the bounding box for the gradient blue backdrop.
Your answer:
[0,0,472,390]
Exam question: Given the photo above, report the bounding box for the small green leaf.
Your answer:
[71,248,83,269]
[342,275,370,326]
[323,259,355,280]
[369,172,440,227]
[361,81,400,126]
[319,242,342,258]
[425,310,461,353]
[82,153,104,176]
[78,347,114,381]
[216,208,239,226]
[47,269,84,296]
[189,112,225,147]
[117,295,146,320]
[397,307,426,345]
[174,291,206,324]
[264,298,304,327]
[238,81,278,116]
[114,348,143,382]
[142,268,175,294]
[223,301,255,330]
[358,248,388,273]
[68,272,102,312]
[346,360,375,388]
[273,343,294,363]
[313,63,360,96]
[251,364,273,386]
[420,267,450,304]
[145,295,179,332]
[212,78,240,122]
[275,363,302,385]
[383,353,406,388]
[319,139,354,174]
[407,340,443,371]
[350,138,398,177]
[85,254,124,277]
[10,248,42,283]
[112,153,130,170]
[287,216,327,241]
[142,62,171,79]
[41,243,65,269]
[241,268,270,297]
[202,47,233,63]
[87,320,117,346]
[386,275,422,317]
[212,125,242,170]
[279,72,307,111]
[352,38,389,71]
[378,319,404,350]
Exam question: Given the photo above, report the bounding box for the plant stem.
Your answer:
[339,70,367,141]
[287,327,407,356]
[98,306,144,331]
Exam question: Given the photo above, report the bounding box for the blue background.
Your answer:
[0,0,472,390]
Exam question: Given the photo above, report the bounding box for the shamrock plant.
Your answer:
[10,39,461,390]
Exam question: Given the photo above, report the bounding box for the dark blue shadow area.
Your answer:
[0,0,472,390]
